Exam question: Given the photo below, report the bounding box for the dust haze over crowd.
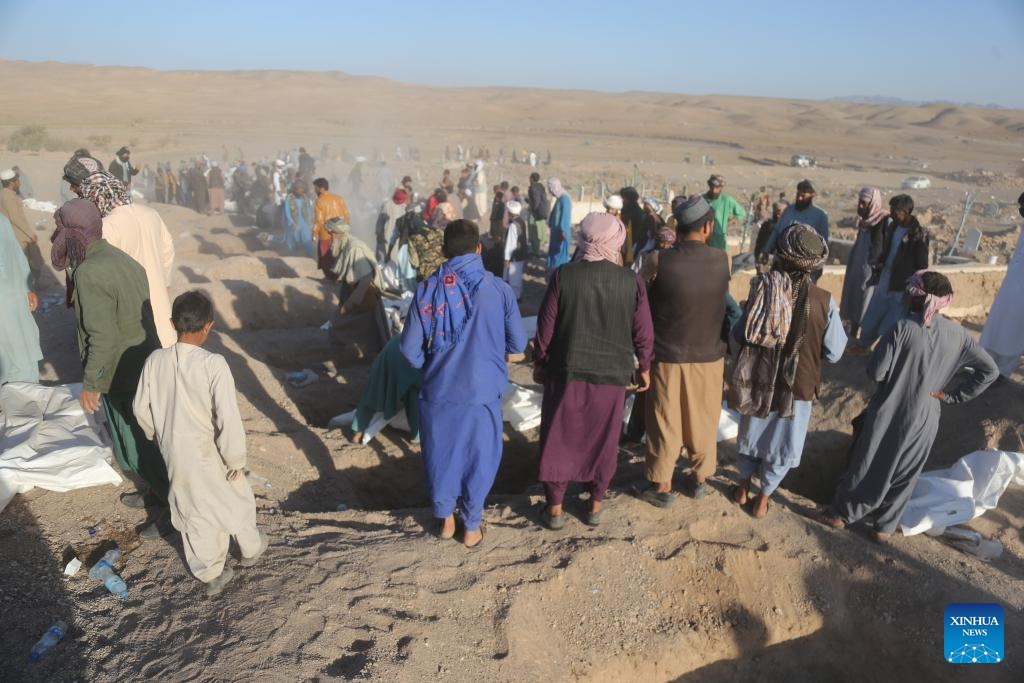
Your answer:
[1,58,1023,682]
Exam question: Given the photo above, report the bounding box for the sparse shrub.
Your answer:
[7,125,49,152]
[88,134,113,150]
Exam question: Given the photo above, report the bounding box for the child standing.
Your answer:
[134,291,266,596]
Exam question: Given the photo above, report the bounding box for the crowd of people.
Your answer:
[0,144,1022,588]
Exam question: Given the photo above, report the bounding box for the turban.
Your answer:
[51,199,103,272]
[906,269,953,327]
[604,194,623,211]
[776,223,828,273]
[506,200,522,217]
[577,212,626,263]
[657,226,677,245]
[62,155,105,186]
[642,196,661,212]
[79,171,132,217]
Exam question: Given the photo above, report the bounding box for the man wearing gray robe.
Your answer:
[820,271,998,541]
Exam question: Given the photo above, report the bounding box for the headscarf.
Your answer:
[328,218,382,291]
[577,212,626,263]
[857,187,888,230]
[79,171,132,217]
[51,199,103,272]
[656,226,677,246]
[547,178,565,198]
[416,252,490,355]
[906,269,953,327]
[730,223,828,419]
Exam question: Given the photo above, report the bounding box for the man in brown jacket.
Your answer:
[0,168,44,287]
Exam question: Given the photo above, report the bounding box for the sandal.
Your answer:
[541,506,566,530]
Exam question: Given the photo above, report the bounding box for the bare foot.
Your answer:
[874,530,892,544]
[815,512,846,530]
[439,515,456,540]
[751,493,770,518]
[463,527,484,547]
[733,480,750,506]
[351,431,364,444]
[589,499,602,514]
[655,481,672,495]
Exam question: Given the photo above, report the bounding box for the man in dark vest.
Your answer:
[640,195,731,506]
[533,212,654,529]
[108,146,139,188]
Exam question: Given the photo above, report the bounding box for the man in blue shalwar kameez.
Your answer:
[400,219,526,547]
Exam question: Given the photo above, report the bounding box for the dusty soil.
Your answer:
[1,62,1022,682]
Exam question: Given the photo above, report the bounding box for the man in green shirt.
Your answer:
[704,174,746,251]
[51,199,170,538]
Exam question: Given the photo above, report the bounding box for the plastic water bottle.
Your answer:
[88,548,128,599]
[29,621,68,662]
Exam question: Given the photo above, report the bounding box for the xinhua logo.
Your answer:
[944,603,1004,664]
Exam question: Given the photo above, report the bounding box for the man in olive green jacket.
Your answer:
[53,199,170,537]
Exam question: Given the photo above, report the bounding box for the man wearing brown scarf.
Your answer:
[729,223,847,518]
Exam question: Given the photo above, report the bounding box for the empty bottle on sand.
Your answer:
[88,547,128,599]
[29,621,68,662]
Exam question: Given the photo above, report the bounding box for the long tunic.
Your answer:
[102,203,176,348]
[737,299,846,466]
[547,194,571,269]
[535,269,654,489]
[980,225,1024,376]
[0,214,41,384]
[134,343,256,537]
[839,226,877,326]
[831,314,998,533]
[400,255,527,530]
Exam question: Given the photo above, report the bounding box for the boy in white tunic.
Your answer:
[134,291,267,596]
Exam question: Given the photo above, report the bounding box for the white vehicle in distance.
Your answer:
[790,154,815,168]
[901,176,932,190]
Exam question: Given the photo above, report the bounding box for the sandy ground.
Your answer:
[1,61,1023,682]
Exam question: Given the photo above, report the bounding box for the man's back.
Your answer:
[103,203,176,346]
[402,258,525,404]
[648,241,730,363]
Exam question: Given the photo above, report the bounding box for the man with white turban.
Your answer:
[503,200,528,299]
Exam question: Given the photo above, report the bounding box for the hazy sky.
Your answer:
[1,0,1022,107]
